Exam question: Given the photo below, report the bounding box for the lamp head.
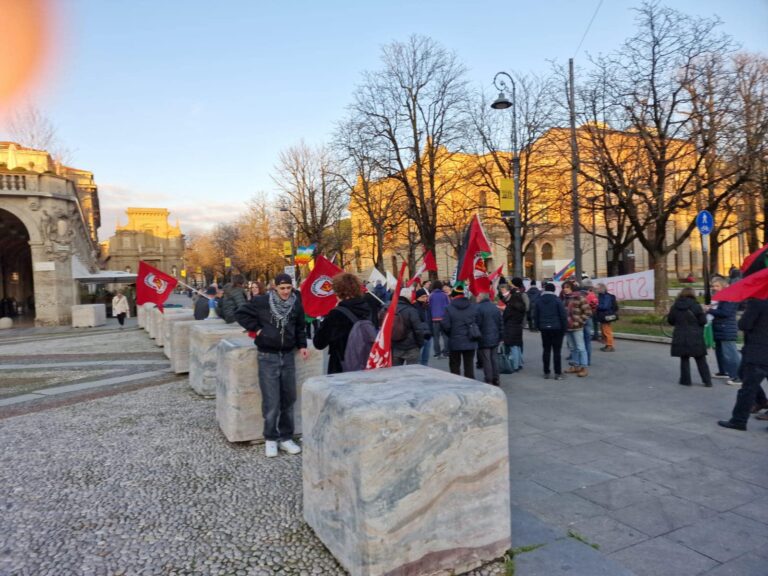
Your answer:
[491,92,512,110]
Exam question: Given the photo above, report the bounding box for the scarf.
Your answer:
[269,290,296,335]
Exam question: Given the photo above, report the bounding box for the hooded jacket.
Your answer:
[220,284,248,323]
[440,297,479,351]
[394,297,428,353]
[313,297,371,374]
[667,297,707,358]
[502,291,526,347]
[738,298,768,365]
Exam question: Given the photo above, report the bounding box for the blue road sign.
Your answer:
[696,210,713,235]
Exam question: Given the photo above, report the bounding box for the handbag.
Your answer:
[498,344,513,374]
[468,322,482,341]
[603,314,618,322]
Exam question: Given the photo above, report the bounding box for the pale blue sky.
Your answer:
[6,0,767,239]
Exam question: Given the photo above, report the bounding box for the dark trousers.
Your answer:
[116,312,126,326]
[541,330,564,375]
[731,363,768,427]
[449,350,475,379]
[477,347,499,384]
[679,356,712,386]
[432,321,448,356]
[257,351,297,441]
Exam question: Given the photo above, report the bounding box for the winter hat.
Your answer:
[511,277,525,290]
[415,288,428,299]
[274,273,293,286]
[581,279,594,289]
[544,282,556,292]
[450,285,465,298]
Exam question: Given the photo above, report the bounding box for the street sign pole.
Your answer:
[696,210,714,305]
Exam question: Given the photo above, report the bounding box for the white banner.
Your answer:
[593,269,655,301]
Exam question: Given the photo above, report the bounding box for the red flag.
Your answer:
[366,262,407,370]
[713,244,768,302]
[457,215,492,295]
[299,255,343,318]
[406,249,439,287]
[136,261,178,311]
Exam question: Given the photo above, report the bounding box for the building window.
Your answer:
[541,242,554,260]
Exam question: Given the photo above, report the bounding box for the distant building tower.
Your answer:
[102,208,184,277]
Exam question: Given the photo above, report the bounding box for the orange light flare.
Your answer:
[0,0,59,115]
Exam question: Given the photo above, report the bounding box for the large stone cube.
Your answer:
[71,304,106,328]
[188,323,245,397]
[141,303,156,332]
[151,307,190,347]
[215,337,323,442]
[302,365,511,576]
[169,319,212,374]
[162,311,196,359]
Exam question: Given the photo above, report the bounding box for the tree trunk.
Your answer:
[375,230,385,272]
[651,252,670,314]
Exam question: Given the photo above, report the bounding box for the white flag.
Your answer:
[368,267,387,286]
[386,271,398,291]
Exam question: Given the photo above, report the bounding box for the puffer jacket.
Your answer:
[667,297,707,358]
[477,299,502,349]
[220,284,248,323]
[535,292,567,331]
[234,294,307,353]
[738,299,768,365]
[708,301,738,341]
[502,291,526,347]
[564,293,592,330]
[596,292,618,322]
[441,297,479,351]
[393,297,428,352]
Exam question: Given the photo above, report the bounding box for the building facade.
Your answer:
[101,208,184,278]
[0,142,101,325]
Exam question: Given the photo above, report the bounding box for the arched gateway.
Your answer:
[0,142,101,326]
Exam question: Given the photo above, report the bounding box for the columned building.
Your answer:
[101,208,184,278]
[0,142,101,325]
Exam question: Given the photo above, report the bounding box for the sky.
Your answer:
[2,0,767,241]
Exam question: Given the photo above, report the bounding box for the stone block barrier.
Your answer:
[71,304,106,328]
[168,318,221,374]
[215,337,323,443]
[151,307,191,347]
[162,312,196,359]
[188,323,246,397]
[302,365,511,576]
[140,302,156,331]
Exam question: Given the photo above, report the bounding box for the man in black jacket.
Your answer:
[534,282,568,380]
[718,298,768,431]
[235,273,309,457]
[393,287,429,366]
[219,274,248,323]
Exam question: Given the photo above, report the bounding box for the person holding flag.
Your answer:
[235,273,308,458]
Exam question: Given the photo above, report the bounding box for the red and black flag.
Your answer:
[712,244,768,302]
[455,214,492,295]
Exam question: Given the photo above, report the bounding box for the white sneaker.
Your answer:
[726,379,742,387]
[278,439,302,455]
[265,440,278,458]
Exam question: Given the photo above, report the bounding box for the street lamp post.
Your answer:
[279,205,300,284]
[491,71,522,278]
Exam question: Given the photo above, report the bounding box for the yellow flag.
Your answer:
[283,241,293,256]
[224,257,232,268]
[500,178,515,217]
[180,269,187,278]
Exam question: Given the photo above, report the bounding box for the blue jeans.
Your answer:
[420,341,431,366]
[257,351,297,441]
[432,321,448,356]
[567,330,588,367]
[715,340,741,379]
[583,322,593,366]
[506,345,522,371]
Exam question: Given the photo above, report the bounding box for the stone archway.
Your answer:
[0,208,34,320]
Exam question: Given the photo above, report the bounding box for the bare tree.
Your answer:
[272,141,347,253]
[576,1,740,312]
[234,194,287,281]
[334,115,407,272]
[4,103,72,164]
[351,35,469,276]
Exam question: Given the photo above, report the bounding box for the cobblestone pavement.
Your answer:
[1,322,766,575]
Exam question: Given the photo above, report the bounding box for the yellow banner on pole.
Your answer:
[195,266,202,274]
[180,269,187,278]
[283,241,293,257]
[500,178,515,218]
[224,257,232,268]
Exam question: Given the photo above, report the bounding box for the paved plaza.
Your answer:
[1,320,766,576]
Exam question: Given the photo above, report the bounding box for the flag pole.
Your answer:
[175,278,209,298]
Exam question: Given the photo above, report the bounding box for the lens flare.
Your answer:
[0,0,53,107]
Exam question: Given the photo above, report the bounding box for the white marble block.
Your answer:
[169,319,213,374]
[215,338,323,442]
[162,312,196,359]
[188,323,245,396]
[141,303,156,333]
[71,304,107,328]
[302,365,511,576]
[137,304,146,328]
[152,308,190,347]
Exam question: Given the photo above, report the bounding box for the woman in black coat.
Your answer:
[500,284,527,370]
[667,287,712,386]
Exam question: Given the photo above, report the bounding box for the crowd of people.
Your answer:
[184,265,767,459]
